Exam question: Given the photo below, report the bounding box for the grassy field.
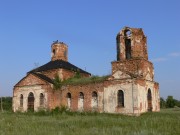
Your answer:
[0,108,180,135]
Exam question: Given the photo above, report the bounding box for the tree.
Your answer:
[174,99,180,107]
[0,97,12,111]
[160,97,166,108]
[166,96,175,108]
[1,97,3,112]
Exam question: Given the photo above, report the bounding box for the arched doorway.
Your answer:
[28,92,35,111]
[78,92,84,111]
[147,89,152,112]
[91,91,98,110]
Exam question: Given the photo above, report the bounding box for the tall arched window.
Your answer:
[91,91,98,110]
[147,89,152,111]
[28,92,35,111]
[78,92,84,111]
[66,93,71,109]
[124,30,131,59]
[20,94,23,107]
[40,93,44,107]
[117,90,124,107]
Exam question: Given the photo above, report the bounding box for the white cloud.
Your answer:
[169,52,180,57]
[151,58,168,62]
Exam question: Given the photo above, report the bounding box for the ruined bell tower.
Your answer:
[112,27,154,81]
[51,41,68,61]
[107,27,160,114]
[116,27,148,61]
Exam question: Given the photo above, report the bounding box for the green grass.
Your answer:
[0,108,180,135]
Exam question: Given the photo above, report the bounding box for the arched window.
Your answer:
[125,30,131,37]
[28,92,35,111]
[117,90,124,107]
[91,91,98,109]
[20,94,23,107]
[53,49,56,56]
[124,30,131,59]
[66,93,71,109]
[79,92,84,99]
[78,92,84,111]
[147,89,152,111]
[40,93,44,107]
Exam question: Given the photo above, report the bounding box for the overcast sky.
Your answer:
[0,0,180,100]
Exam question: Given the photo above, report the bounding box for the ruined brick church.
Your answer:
[13,27,160,115]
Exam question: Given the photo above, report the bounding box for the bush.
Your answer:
[0,97,12,111]
[51,106,69,115]
[160,97,166,108]
[166,96,175,108]
[53,74,62,90]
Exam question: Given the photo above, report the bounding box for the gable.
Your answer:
[15,73,50,87]
[112,71,131,79]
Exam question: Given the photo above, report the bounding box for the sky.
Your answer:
[0,0,179,100]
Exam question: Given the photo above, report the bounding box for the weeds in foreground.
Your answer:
[0,109,180,135]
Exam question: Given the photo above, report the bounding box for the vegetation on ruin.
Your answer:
[62,75,109,86]
[52,74,62,90]
[0,108,180,135]
[52,71,109,90]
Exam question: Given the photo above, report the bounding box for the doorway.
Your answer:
[28,92,35,111]
[147,89,152,112]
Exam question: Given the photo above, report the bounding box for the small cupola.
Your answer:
[51,40,68,61]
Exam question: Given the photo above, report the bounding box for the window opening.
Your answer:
[20,94,23,107]
[40,93,44,107]
[147,89,152,111]
[28,92,34,111]
[78,92,84,111]
[125,39,131,59]
[117,90,124,107]
[67,93,71,109]
[92,91,98,109]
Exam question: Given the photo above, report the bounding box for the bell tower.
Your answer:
[112,27,154,81]
[116,27,148,61]
[51,41,68,61]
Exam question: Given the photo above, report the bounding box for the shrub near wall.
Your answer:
[0,97,12,111]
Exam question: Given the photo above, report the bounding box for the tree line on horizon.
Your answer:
[160,96,180,108]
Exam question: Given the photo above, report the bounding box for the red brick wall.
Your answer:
[40,68,90,81]
[15,74,48,87]
[51,43,68,61]
[41,69,60,79]
[47,82,104,111]
[62,69,90,80]
[111,59,154,80]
